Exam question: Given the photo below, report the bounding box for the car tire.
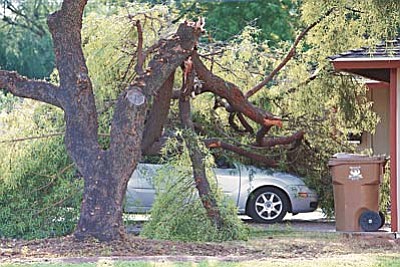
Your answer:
[247,187,289,223]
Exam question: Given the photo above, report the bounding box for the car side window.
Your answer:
[215,158,236,169]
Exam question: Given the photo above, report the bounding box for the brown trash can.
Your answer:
[328,154,387,232]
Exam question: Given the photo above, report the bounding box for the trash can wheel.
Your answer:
[359,210,382,232]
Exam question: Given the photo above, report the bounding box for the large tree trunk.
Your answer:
[75,171,126,240]
[0,0,204,241]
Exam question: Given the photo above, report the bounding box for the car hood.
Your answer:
[239,165,306,186]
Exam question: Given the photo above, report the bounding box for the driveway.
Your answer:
[125,210,336,234]
[240,209,336,232]
[125,209,392,234]
[244,209,393,234]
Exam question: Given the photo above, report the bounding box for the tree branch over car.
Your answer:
[0,0,337,241]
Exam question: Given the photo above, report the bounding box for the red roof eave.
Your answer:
[365,80,390,89]
[332,58,400,70]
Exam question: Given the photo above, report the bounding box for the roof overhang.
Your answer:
[365,80,390,89]
[331,58,400,83]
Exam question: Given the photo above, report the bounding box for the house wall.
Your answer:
[397,68,400,231]
[358,87,390,155]
[371,88,391,155]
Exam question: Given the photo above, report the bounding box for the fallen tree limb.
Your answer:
[192,53,282,128]
[204,138,277,167]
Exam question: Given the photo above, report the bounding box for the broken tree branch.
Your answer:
[237,113,254,134]
[179,58,223,228]
[229,113,247,133]
[204,138,277,167]
[262,130,305,148]
[134,20,145,76]
[256,125,273,146]
[141,71,175,155]
[110,21,204,176]
[192,52,282,128]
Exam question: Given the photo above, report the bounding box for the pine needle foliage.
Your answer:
[0,101,82,239]
[141,131,249,242]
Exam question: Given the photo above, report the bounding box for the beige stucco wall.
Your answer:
[357,86,390,156]
[371,87,390,155]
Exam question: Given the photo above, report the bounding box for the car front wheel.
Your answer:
[248,187,289,223]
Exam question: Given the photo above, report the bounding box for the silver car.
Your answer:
[125,163,318,223]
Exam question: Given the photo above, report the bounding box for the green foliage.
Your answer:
[301,0,400,62]
[0,101,82,239]
[98,0,298,45]
[141,132,249,242]
[187,0,400,216]
[0,29,54,78]
[278,0,400,215]
[0,0,57,78]
[83,2,175,92]
[197,0,299,44]
[82,3,175,146]
[380,161,391,218]
[0,92,18,113]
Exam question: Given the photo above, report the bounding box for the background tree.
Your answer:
[94,0,299,45]
[191,0,298,45]
[0,0,57,78]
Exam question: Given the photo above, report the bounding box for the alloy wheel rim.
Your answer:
[255,192,283,220]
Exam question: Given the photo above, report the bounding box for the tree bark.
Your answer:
[47,0,101,175]
[0,71,61,107]
[204,139,278,167]
[262,131,305,148]
[74,159,126,241]
[179,59,223,228]
[192,53,283,128]
[141,71,175,155]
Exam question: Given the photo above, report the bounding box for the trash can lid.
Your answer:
[328,153,387,166]
[332,153,369,159]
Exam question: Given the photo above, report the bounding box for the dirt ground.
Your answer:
[1,221,400,264]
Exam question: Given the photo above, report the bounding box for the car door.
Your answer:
[213,163,241,206]
[125,164,160,213]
